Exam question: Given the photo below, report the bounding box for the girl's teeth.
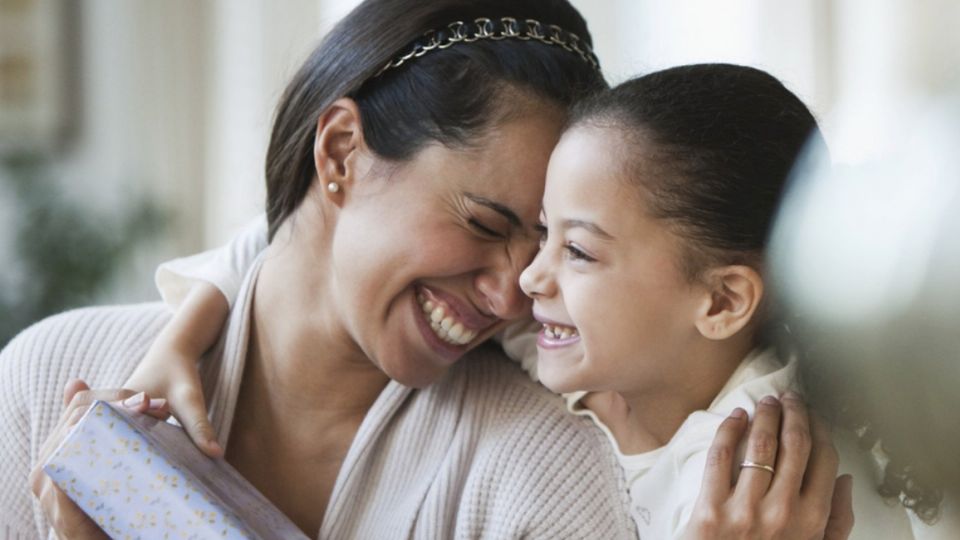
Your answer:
[449,323,464,341]
[430,307,444,323]
[543,324,578,340]
[422,300,435,313]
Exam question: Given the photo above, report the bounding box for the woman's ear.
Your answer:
[694,265,764,340]
[313,97,368,206]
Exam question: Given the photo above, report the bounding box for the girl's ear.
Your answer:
[694,265,764,340]
[313,97,369,207]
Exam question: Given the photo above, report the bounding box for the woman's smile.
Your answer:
[412,285,497,361]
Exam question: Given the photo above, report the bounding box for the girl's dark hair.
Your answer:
[569,63,824,280]
[572,63,945,522]
[265,0,606,239]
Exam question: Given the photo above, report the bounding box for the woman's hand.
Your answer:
[29,380,169,540]
[683,393,855,540]
[125,282,229,458]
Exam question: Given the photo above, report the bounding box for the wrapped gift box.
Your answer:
[43,400,309,540]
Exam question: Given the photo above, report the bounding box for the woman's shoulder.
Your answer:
[1,303,171,402]
[0,303,170,538]
[434,344,637,537]
[451,342,593,430]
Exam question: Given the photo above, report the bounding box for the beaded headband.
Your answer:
[376,16,601,77]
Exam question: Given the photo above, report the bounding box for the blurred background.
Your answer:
[1,0,958,346]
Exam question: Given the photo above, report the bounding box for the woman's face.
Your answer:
[519,125,705,395]
[330,110,565,387]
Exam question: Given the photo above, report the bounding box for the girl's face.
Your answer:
[519,125,706,395]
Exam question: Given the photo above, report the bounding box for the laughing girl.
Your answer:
[516,64,928,538]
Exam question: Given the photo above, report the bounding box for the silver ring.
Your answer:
[740,460,775,474]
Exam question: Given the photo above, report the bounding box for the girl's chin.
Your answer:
[536,364,586,395]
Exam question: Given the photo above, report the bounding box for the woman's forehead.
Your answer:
[406,114,563,212]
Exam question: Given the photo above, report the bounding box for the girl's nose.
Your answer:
[519,248,554,300]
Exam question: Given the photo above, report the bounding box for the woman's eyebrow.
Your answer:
[464,193,522,227]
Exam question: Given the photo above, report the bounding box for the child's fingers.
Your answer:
[733,396,782,503]
[767,392,812,499]
[699,408,748,507]
[169,384,223,458]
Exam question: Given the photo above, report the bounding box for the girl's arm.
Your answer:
[497,318,541,381]
[125,216,268,456]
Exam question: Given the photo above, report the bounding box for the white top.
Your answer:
[156,215,955,540]
[566,349,938,539]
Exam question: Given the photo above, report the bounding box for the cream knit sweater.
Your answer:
[0,260,637,539]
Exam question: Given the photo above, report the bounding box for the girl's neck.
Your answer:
[585,339,754,455]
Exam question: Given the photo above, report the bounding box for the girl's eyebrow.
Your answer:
[464,192,522,227]
[561,218,615,240]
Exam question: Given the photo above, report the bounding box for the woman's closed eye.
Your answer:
[469,217,507,239]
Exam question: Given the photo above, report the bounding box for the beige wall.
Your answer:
[11,0,955,303]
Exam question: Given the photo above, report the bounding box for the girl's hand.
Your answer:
[125,282,229,458]
[30,380,170,539]
[683,394,855,540]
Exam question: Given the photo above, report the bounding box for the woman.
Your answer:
[1,1,852,538]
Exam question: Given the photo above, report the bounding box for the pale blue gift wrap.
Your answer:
[43,400,309,540]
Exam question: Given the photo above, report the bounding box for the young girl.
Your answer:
[513,65,930,538]
[130,64,928,537]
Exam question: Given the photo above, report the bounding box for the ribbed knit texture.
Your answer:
[0,303,170,539]
[0,260,637,539]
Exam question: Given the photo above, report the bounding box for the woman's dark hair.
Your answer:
[264,0,606,240]
[572,63,945,522]
[569,63,823,280]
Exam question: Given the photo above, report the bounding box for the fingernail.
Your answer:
[122,392,146,408]
[147,398,167,410]
[760,395,780,406]
[783,391,801,401]
[730,408,747,419]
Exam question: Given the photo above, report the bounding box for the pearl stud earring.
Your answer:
[327,182,340,193]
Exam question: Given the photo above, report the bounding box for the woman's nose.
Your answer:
[475,243,539,321]
[475,266,531,321]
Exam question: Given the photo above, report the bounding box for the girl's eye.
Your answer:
[564,243,596,263]
[469,218,505,239]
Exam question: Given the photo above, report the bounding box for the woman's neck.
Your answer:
[236,231,390,450]
[585,339,753,455]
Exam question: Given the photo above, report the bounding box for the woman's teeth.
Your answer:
[543,324,578,340]
[418,294,477,346]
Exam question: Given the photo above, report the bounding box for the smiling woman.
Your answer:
[0,0,639,537]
